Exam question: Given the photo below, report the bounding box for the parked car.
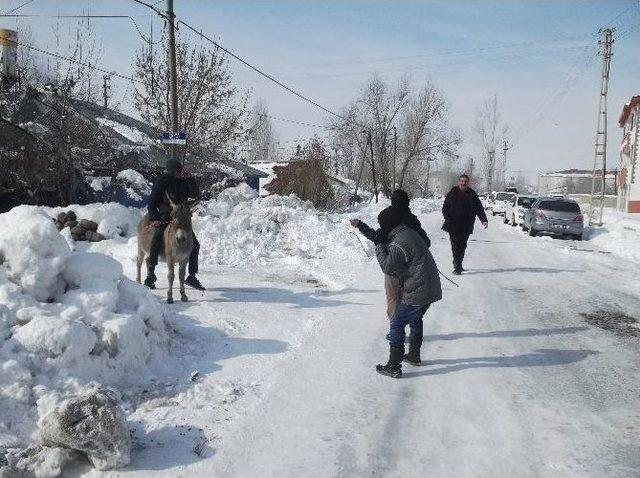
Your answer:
[491,191,517,216]
[504,187,518,194]
[522,197,583,240]
[504,194,538,226]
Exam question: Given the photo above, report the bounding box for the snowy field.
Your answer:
[1,186,639,477]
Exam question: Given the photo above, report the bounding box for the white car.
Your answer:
[504,194,538,226]
[491,192,517,216]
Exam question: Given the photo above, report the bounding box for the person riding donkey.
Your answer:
[144,158,205,291]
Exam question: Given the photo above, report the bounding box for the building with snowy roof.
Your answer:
[537,169,616,196]
[618,95,640,213]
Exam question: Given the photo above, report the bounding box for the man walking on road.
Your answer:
[441,174,488,275]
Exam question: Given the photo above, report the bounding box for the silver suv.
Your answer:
[522,197,583,240]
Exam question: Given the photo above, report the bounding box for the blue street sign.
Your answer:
[161,132,187,144]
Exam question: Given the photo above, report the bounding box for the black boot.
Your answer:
[185,275,205,291]
[144,266,157,289]
[404,342,421,366]
[376,346,404,378]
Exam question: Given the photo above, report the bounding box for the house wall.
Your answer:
[618,103,640,212]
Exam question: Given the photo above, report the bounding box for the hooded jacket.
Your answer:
[375,224,442,306]
[441,186,487,235]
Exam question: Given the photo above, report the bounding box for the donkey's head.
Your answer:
[168,195,193,245]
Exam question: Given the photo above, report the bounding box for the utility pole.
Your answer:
[367,131,379,203]
[166,0,180,162]
[392,126,397,191]
[102,75,111,108]
[487,149,495,192]
[502,140,511,189]
[589,28,614,226]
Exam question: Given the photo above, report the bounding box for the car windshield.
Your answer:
[517,197,535,207]
[496,193,515,201]
[539,200,581,213]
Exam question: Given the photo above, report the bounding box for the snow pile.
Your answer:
[585,208,640,263]
[0,207,167,473]
[48,202,142,239]
[194,184,441,267]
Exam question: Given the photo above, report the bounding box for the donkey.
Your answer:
[136,195,194,304]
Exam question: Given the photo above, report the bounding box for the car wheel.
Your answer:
[511,215,517,227]
[503,215,508,224]
[528,224,537,237]
[574,234,583,241]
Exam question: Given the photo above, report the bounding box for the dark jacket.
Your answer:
[148,175,199,222]
[375,224,442,306]
[356,211,431,248]
[441,186,487,235]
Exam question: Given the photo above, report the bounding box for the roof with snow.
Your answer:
[619,95,640,127]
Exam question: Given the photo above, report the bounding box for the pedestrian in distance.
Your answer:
[144,158,205,291]
[350,189,431,319]
[441,174,488,275]
[373,205,442,378]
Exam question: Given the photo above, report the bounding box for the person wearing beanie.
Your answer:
[350,189,431,319]
[145,158,205,291]
[373,205,442,378]
[441,174,488,275]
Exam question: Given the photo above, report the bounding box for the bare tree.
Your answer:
[245,99,280,163]
[332,75,458,199]
[473,93,508,192]
[133,31,249,171]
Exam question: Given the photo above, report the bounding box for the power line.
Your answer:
[1,0,35,15]
[0,13,166,45]
[176,19,352,125]
[294,34,597,70]
[0,33,334,131]
[4,35,139,82]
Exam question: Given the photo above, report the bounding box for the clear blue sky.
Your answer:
[2,0,639,176]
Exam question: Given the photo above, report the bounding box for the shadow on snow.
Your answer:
[425,326,589,342]
[405,348,599,377]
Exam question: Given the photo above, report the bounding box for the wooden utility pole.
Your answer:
[166,0,180,161]
[589,28,614,226]
[367,131,379,203]
[102,75,110,108]
[502,140,511,189]
[392,126,397,191]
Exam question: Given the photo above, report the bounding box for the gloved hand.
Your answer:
[373,230,387,245]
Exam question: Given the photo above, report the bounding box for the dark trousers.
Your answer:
[387,302,430,349]
[148,225,200,276]
[449,232,469,271]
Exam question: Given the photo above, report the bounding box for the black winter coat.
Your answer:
[356,211,431,248]
[441,186,488,235]
[148,175,199,222]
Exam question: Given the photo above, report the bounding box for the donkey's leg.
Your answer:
[167,259,175,304]
[136,248,144,283]
[179,261,188,302]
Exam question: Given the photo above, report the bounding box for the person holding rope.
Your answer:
[144,158,205,291]
[350,189,431,319]
[372,205,442,378]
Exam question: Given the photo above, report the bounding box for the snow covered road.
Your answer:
[83,208,640,478]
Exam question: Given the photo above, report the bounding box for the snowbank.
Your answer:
[47,202,142,240]
[0,207,167,472]
[194,184,442,267]
[585,208,640,264]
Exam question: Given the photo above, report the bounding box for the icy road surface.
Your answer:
[81,209,640,478]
